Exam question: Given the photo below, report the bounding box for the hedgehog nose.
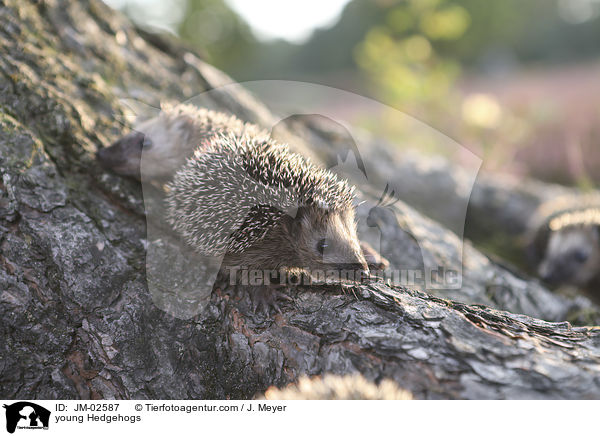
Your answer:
[96,138,127,167]
[541,270,559,284]
[96,146,111,166]
[540,266,568,285]
[334,263,370,282]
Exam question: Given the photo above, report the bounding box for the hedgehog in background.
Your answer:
[260,373,413,400]
[529,195,600,292]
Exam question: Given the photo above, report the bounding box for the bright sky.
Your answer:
[225,0,351,42]
[103,0,351,42]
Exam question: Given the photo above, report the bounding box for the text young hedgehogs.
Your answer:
[98,103,376,281]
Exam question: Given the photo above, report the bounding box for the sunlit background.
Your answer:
[104,0,600,188]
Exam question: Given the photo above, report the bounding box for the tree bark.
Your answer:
[1,0,600,400]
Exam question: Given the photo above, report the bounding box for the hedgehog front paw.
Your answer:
[360,241,389,271]
[250,285,293,315]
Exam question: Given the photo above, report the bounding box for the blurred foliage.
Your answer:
[352,0,600,108]
[175,0,257,73]
[112,0,600,187]
[354,0,468,108]
[116,0,600,86]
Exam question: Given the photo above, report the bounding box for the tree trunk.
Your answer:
[1,0,600,400]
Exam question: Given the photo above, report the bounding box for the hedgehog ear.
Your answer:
[281,207,307,235]
[173,114,195,142]
[174,113,194,129]
[280,214,299,235]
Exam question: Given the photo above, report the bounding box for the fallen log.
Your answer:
[1,0,599,401]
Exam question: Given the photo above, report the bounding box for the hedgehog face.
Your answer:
[290,206,368,278]
[538,226,600,287]
[97,111,195,179]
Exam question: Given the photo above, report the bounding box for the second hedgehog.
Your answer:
[98,104,373,281]
[529,195,600,291]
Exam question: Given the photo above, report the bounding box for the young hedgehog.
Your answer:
[97,104,377,282]
[529,195,600,292]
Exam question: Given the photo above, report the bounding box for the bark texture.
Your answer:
[1,0,600,400]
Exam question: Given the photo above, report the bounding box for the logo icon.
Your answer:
[3,402,50,434]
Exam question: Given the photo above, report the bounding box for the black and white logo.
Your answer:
[3,402,50,433]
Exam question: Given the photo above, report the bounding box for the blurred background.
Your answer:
[104,0,600,188]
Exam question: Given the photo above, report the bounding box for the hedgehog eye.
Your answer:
[316,238,329,255]
[142,136,153,149]
[573,250,589,263]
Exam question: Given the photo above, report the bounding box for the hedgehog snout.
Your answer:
[334,262,370,273]
[96,131,145,178]
[323,250,369,275]
[538,259,574,285]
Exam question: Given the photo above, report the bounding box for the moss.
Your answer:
[0,114,46,170]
